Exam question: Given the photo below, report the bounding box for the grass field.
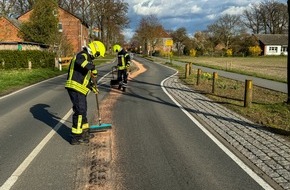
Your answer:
[175,56,287,82]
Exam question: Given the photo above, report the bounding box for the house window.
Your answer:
[281,47,287,53]
[58,23,63,33]
[269,46,278,53]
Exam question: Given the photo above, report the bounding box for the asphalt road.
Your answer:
[111,57,265,190]
[0,58,266,190]
[0,65,112,190]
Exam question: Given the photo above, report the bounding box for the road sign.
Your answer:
[165,39,173,46]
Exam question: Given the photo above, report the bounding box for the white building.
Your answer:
[254,34,288,56]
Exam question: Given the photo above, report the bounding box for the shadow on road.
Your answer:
[30,104,71,143]
[107,78,289,136]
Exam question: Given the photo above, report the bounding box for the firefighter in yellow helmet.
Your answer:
[113,44,131,91]
[65,41,106,145]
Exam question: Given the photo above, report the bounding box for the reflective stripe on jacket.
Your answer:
[117,49,131,70]
[65,51,96,95]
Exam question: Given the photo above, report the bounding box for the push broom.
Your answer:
[89,77,112,132]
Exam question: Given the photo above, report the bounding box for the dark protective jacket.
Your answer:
[117,49,131,70]
[65,50,97,95]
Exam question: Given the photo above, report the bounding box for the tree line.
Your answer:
[131,0,288,57]
[1,0,129,54]
[0,0,288,57]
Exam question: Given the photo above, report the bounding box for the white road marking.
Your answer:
[161,71,274,190]
[0,73,109,190]
[0,109,73,190]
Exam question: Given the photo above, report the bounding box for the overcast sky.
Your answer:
[122,0,287,41]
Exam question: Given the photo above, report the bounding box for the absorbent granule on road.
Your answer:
[83,60,147,190]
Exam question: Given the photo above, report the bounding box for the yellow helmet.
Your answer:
[87,41,106,58]
[113,44,122,52]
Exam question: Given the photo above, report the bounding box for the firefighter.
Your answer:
[113,44,131,91]
[65,41,106,145]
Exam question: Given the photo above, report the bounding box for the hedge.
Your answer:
[0,50,56,69]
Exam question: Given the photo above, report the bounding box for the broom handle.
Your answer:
[91,76,101,125]
[95,93,101,125]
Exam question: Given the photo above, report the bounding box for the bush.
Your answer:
[190,49,197,57]
[0,50,56,69]
[248,45,262,56]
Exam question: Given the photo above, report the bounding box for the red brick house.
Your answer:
[0,16,49,51]
[147,29,173,55]
[18,6,89,54]
[0,6,89,54]
[0,16,22,42]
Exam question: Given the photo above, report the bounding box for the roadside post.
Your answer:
[189,63,192,75]
[28,60,32,70]
[212,72,218,94]
[244,80,253,107]
[185,63,189,79]
[196,69,202,86]
[58,57,62,71]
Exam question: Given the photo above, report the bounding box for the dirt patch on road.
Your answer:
[81,60,146,190]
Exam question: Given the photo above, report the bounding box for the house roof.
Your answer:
[16,6,89,28]
[0,15,21,29]
[0,41,49,48]
[254,34,288,46]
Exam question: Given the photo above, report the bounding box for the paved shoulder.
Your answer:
[163,74,290,190]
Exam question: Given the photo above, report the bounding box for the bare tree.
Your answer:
[135,15,165,55]
[242,3,263,34]
[170,27,189,56]
[192,31,214,55]
[102,0,129,47]
[56,0,129,48]
[260,0,288,34]
[242,0,288,34]
[58,0,81,15]
[207,14,242,49]
[11,0,35,17]
[0,0,17,17]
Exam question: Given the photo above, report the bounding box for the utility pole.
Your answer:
[288,0,290,103]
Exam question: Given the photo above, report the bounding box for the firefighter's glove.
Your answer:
[91,85,99,94]
[126,61,130,69]
[91,69,97,78]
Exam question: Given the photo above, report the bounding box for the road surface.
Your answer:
[0,58,270,189]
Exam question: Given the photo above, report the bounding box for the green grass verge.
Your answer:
[0,56,115,97]
[0,68,67,96]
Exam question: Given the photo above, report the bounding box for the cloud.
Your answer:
[221,6,248,15]
[131,0,202,17]
[123,0,287,41]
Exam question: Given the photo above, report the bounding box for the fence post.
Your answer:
[28,61,32,70]
[185,63,189,79]
[244,80,253,107]
[54,57,58,68]
[212,72,218,94]
[196,69,201,86]
[189,63,192,75]
[58,57,62,71]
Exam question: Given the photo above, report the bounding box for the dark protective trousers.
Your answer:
[67,89,87,133]
[117,69,128,84]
